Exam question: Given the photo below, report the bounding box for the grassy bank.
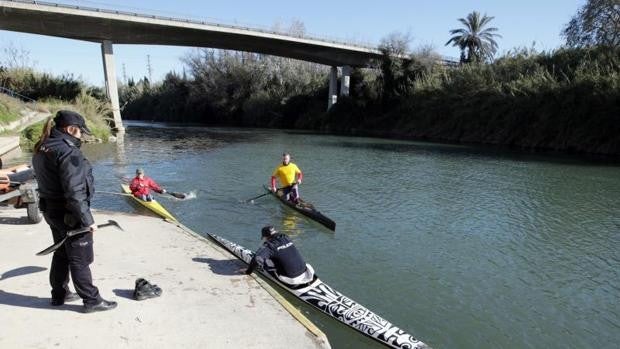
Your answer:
[1,66,113,150]
[20,92,113,150]
[0,93,24,126]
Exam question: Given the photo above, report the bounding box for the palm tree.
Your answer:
[446,11,501,63]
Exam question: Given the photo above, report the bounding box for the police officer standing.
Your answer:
[32,110,116,313]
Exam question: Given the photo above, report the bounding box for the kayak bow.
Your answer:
[263,185,336,231]
[121,184,177,222]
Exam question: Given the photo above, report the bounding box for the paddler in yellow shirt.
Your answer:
[271,153,303,204]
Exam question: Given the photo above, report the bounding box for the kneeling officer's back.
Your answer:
[245,226,308,282]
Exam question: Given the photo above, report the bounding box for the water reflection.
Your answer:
[280,212,303,237]
[316,138,620,166]
[113,133,127,166]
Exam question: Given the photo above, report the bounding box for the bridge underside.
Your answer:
[0,3,380,67]
[0,1,376,130]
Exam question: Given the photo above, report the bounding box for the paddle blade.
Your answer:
[103,219,124,231]
[169,192,186,199]
[36,239,66,256]
[245,191,270,203]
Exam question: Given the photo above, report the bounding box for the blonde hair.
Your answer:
[33,117,55,154]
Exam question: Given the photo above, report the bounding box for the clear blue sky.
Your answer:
[1,0,585,86]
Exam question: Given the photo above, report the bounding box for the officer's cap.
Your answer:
[261,226,277,238]
[54,110,92,135]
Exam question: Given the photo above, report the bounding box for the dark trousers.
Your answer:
[43,209,101,305]
[282,184,300,202]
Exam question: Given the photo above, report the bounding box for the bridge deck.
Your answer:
[0,0,383,67]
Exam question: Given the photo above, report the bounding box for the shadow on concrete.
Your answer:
[0,289,82,312]
[112,288,135,300]
[0,216,30,225]
[192,257,241,276]
[0,266,47,281]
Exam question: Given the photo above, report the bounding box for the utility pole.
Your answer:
[146,54,153,82]
[122,63,127,84]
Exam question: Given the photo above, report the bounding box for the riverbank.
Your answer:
[120,46,620,157]
[0,208,330,349]
[0,110,50,164]
[0,88,114,155]
[0,136,20,165]
[0,93,48,164]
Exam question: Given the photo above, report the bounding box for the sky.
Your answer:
[0,0,585,86]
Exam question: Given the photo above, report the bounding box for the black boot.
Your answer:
[51,291,81,306]
[134,278,163,301]
[83,299,117,313]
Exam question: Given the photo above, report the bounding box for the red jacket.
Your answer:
[129,176,163,197]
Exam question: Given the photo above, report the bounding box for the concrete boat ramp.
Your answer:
[0,208,330,348]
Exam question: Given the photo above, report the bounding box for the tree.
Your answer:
[378,32,412,102]
[445,11,501,63]
[562,0,620,47]
[1,42,36,69]
[377,32,433,102]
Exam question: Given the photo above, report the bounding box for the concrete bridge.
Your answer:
[0,0,387,131]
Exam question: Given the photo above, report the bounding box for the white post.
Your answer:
[101,40,124,133]
[327,66,338,110]
[340,65,351,97]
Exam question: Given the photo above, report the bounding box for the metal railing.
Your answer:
[0,86,38,106]
[5,0,462,65]
[11,0,380,51]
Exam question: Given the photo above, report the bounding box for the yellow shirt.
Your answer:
[272,163,301,186]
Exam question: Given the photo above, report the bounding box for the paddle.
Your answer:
[165,191,187,199]
[245,184,294,203]
[36,220,124,256]
[97,191,133,197]
[246,191,271,203]
[116,173,188,199]
[100,189,187,200]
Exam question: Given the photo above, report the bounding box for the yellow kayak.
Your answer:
[121,184,177,222]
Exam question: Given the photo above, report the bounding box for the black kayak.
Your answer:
[208,233,430,349]
[263,185,336,231]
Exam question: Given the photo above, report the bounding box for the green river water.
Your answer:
[20,122,620,348]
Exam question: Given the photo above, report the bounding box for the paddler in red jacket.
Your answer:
[129,168,166,201]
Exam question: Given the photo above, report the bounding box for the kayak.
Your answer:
[208,233,430,349]
[121,184,177,222]
[263,185,336,231]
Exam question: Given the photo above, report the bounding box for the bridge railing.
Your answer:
[0,86,38,106]
[17,0,379,51]
[9,0,461,66]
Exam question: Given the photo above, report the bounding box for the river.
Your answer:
[17,122,620,348]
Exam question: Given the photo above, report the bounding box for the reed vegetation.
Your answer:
[119,46,620,155]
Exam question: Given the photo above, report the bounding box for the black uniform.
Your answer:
[32,127,101,305]
[246,233,307,278]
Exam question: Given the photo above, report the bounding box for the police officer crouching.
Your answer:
[245,226,315,286]
[32,110,117,313]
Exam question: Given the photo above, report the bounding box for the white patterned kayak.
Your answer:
[208,233,430,349]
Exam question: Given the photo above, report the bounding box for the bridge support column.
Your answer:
[327,66,338,110]
[340,65,351,97]
[101,40,124,134]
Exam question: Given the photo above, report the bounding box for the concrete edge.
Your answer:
[169,220,332,349]
[252,276,331,349]
[0,136,20,153]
